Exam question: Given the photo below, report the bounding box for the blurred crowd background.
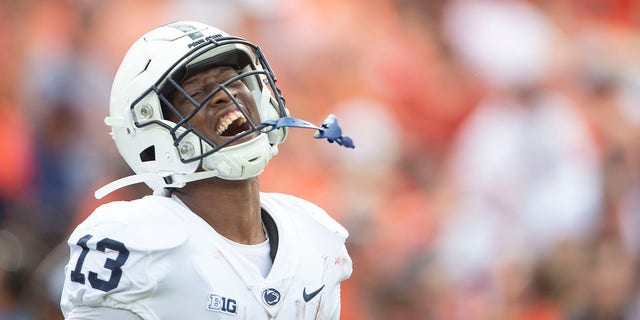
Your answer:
[1,0,640,319]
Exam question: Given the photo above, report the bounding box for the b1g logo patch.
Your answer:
[207,294,237,315]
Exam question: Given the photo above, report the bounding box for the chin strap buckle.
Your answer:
[261,114,355,149]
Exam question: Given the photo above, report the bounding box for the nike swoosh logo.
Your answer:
[303,284,325,302]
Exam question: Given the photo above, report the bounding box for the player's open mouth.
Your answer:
[216,110,251,137]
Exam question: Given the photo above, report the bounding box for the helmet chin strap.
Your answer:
[94,170,220,199]
[95,114,355,199]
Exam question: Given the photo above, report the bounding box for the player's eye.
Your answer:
[180,87,205,105]
[189,90,204,99]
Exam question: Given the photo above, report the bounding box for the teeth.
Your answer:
[216,111,246,135]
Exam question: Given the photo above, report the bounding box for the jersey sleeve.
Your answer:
[261,192,353,319]
[288,194,353,318]
[65,306,143,320]
[322,231,353,319]
[60,197,188,319]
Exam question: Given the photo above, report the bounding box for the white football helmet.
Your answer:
[96,21,289,198]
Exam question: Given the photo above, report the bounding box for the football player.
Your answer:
[60,21,353,319]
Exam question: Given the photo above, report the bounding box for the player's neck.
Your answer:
[171,177,265,245]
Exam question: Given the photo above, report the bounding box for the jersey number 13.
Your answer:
[69,234,130,292]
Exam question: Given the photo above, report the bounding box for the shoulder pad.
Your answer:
[71,195,188,251]
[260,192,349,239]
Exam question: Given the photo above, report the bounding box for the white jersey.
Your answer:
[60,192,352,319]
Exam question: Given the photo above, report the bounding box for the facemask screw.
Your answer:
[179,142,195,158]
[137,104,153,120]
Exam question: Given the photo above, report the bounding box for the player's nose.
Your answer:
[207,86,238,108]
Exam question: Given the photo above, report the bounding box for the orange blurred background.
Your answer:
[2,0,640,319]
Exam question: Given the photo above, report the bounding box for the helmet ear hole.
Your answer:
[140,145,156,162]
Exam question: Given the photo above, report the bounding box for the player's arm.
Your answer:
[65,306,143,320]
[61,200,188,319]
[321,244,352,319]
